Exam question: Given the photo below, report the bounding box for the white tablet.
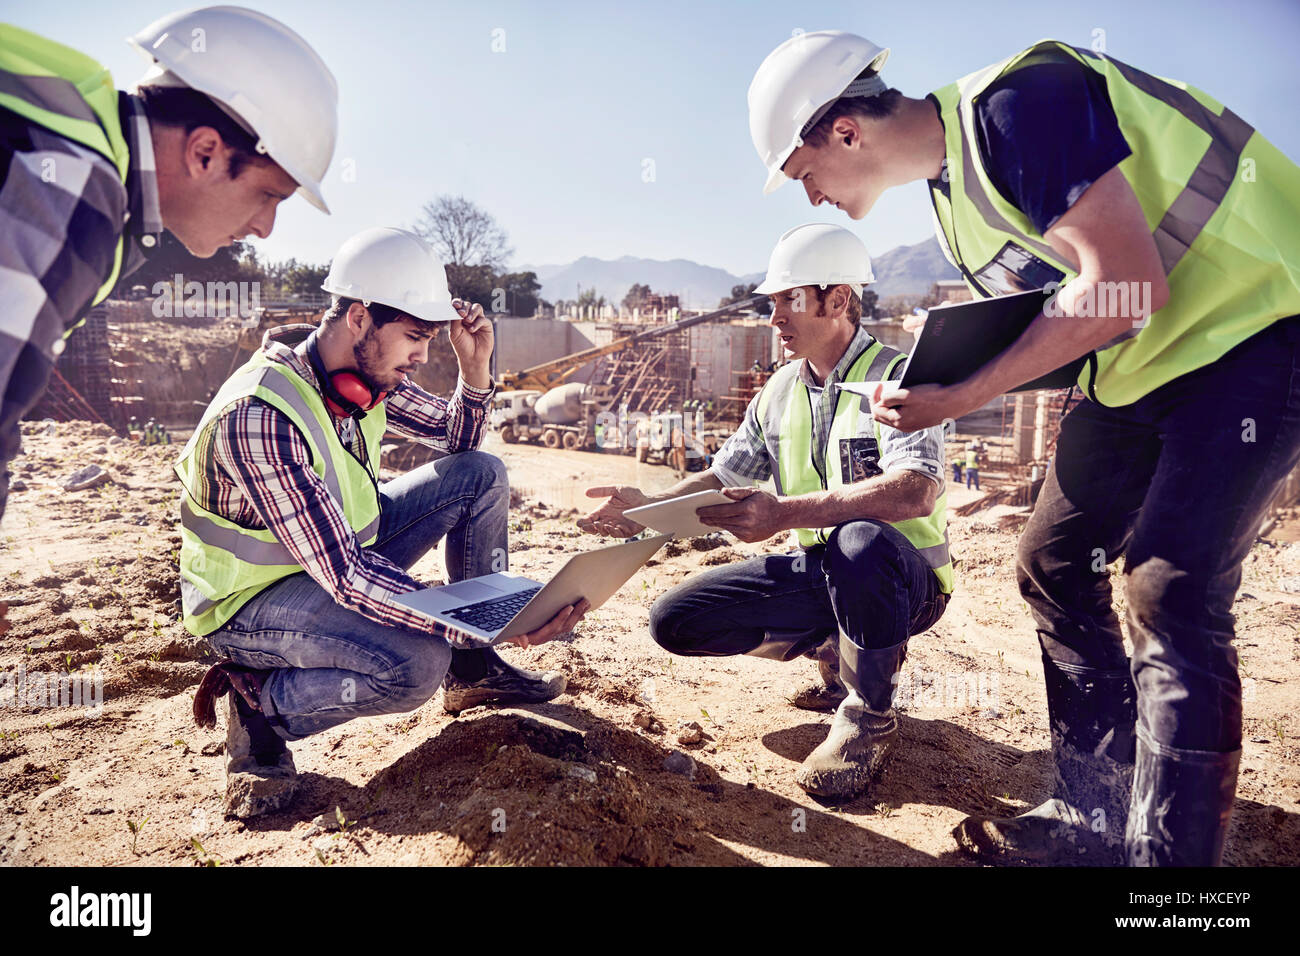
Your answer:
[624,489,732,538]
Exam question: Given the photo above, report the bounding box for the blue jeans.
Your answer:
[204,450,509,740]
[1018,315,1300,753]
[649,519,947,659]
[966,467,979,490]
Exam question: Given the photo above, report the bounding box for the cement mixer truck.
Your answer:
[490,382,599,450]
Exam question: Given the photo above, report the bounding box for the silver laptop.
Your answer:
[392,534,671,646]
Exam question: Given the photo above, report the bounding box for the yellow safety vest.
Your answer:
[928,40,1300,407]
[756,340,955,593]
[174,347,386,636]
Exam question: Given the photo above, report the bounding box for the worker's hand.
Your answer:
[870,381,983,433]
[504,598,592,649]
[447,298,494,386]
[578,485,649,537]
[697,487,785,543]
[903,310,927,343]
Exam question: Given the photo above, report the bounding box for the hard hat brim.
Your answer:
[762,166,788,195]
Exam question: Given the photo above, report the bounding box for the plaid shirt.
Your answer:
[189,326,495,637]
[0,92,162,522]
[713,325,946,490]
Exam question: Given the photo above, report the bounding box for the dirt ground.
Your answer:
[1,420,1297,867]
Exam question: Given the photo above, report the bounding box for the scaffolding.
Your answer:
[591,326,692,414]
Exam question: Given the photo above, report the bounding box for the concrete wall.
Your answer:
[689,322,775,401]
[492,318,599,383]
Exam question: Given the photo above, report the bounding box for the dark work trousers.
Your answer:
[1017,315,1300,753]
[649,519,948,659]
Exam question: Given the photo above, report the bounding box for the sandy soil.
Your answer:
[1,421,1296,867]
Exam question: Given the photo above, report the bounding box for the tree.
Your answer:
[861,289,879,320]
[622,282,652,314]
[495,271,542,316]
[413,195,513,271]
[443,263,497,306]
[576,288,606,316]
[719,282,772,316]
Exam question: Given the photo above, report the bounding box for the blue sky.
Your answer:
[16,0,1300,276]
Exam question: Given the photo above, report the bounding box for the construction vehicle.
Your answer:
[492,295,766,452]
[490,385,601,450]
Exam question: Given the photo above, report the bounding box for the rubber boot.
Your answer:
[789,635,848,712]
[953,655,1135,865]
[441,646,566,715]
[794,638,906,800]
[1126,730,1240,866]
[223,693,298,820]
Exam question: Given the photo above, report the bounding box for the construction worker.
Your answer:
[579,224,952,800]
[748,31,1300,865]
[964,441,980,490]
[0,7,339,526]
[669,413,687,478]
[178,227,583,819]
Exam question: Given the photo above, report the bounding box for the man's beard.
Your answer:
[351,326,398,390]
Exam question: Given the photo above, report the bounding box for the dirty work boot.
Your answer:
[789,636,847,712]
[795,639,907,800]
[441,646,567,715]
[1126,731,1240,866]
[953,656,1135,866]
[223,693,298,820]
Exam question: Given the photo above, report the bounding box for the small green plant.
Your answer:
[315,847,331,866]
[190,838,221,867]
[127,817,149,856]
[1269,718,1286,745]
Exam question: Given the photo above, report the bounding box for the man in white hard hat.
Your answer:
[579,224,952,801]
[178,227,583,818]
[748,30,1300,865]
[0,7,339,531]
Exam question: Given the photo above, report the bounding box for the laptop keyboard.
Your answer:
[447,586,543,632]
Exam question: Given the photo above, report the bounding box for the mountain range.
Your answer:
[518,237,959,309]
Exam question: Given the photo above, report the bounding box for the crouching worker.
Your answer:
[579,224,953,800]
[177,227,583,818]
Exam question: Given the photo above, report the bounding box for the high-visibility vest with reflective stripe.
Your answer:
[756,341,955,593]
[928,40,1300,407]
[0,24,129,305]
[965,450,977,470]
[174,350,386,636]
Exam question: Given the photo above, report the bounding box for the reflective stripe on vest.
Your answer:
[0,24,130,305]
[928,40,1300,407]
[174,352,385,635]
[756,343,955,594]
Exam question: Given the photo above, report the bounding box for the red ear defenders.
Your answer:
[305,331,389,419]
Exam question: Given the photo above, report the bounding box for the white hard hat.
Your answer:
[748,30,890,195]
[128,6,339,213]
[754,223,874,296]
[322,227,461,323]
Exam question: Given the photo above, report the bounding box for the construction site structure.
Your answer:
[498,296,765,403]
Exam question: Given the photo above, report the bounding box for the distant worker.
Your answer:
[951,456,963,484]
[749,30,1300,864]
[669,416,687,478]
[964,442,980,490]
[0,8,340,524]
[179,228,582,818]
[579,224,951,801]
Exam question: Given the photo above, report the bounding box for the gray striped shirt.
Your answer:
[712,326,945,489]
